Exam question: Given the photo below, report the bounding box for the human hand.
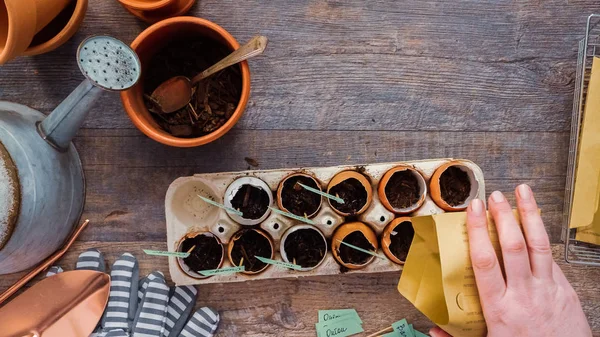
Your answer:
[430,185,592,337]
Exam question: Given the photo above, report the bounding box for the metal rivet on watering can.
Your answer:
[37,36,141,151]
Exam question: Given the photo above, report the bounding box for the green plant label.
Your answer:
[392,319,415,337]
[269,207,315,225]
[198,266,245,276]
[255,256,302,270]
[316,317,363,337]
[143,249,190,258]
[336,240,386,259]
[318,309,362,324]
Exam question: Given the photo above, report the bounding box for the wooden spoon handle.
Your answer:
[191,36,268,85]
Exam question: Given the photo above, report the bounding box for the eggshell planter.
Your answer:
[327,170,373,216]
[227,228,274,275]
[276,172,323,218]
[331,222,378,270]
[430,161,481,211]
[381,217,414,265]
[223,177,273,226]
[176,231,224,279]
[378,165,427,214]
[280,225,327,271]
[165,159,486,285]
[121,17,250,147]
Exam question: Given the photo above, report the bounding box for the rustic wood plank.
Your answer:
[0,0,597,131]
[1,244,599,336]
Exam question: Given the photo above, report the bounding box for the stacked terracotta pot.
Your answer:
[117,0,195,23]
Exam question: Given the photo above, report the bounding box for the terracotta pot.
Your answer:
[378,165,427,214]
[381,217,414,265]
[120,0,194,24]
[279,225,327,271]
[0,0,74,64]
[223,177,273,226]
[176,231,224,279]
[276,172,323,218]
[117,0,175,11]
[430,161,480,211]
[326,171,373,216]
[121,17,251,147]
[227,228,274,275]
[331,222,378,270]
[23,0,88,56]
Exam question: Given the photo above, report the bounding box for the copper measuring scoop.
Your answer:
[0,220,110,337]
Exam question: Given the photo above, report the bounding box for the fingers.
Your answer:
[162,285,198,337]
[552,261,572,288]
[76,248,106,272]
[467,199,506,302]
[488,191,532,286]
[515,184,553,279]
[132,272,170,337]
[101,253,139,331]
[429,326,453,337]
[180,307,220,337]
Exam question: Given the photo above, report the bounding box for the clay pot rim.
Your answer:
[326,170,373,216]
[430,161,479,211]
[21,0,88,56]
[381,217,413,265]
[279,224,327,271]
[378,165,427,214]
[120,16,251,147]
[0,0,38,64]
[176,231,224,280]
[121,0,195,24]
[332,222,378,269]
[223,176,273,226]
[276,172,323,219]
[118,0,175,11]
[227,228,274,275]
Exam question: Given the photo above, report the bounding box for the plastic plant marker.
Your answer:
[315,317,364,337]
[392,319,415,337]
[297,182,345,204]
[198,266,245,276]
[336,240,386,259]
[269,206,315,225]
[198,195,244,216]
[255,256,302,270]
[318,309,362,323]
[143,249,190,258]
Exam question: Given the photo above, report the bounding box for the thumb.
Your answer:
[429,326,453,337]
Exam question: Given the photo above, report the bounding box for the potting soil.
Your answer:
[440,166,471,206]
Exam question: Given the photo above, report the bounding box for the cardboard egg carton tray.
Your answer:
[166,158,485,285]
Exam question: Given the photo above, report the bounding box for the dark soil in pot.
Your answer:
[338,231,374,265]
[230,184,270,220]
[329,178,368,214]
[230,230,272,273]
[283,228,326,268]
[388,221,414,262]
[440,166,471,206]
[384,170,420,209]
[180,234,222,272]
[281,176,321,216]
[143,36,242,138]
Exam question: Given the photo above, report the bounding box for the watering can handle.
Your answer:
[37,79,103,152]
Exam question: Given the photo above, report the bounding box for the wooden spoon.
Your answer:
[151,35,268,113]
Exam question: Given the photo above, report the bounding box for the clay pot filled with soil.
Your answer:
[378,165,427,214]
[276,173,323,218]
[331,222,378,270]
[224,177,273,226]
[327,171,373,217]
[227,228,274,275]
[177,232,224,279]
[121,17,250,147]
[280,225,327,271]
[430,161,480,211]
[381,217,414,265]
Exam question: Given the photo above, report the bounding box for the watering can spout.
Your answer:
[38,80,102,151]
[37,35,141,151]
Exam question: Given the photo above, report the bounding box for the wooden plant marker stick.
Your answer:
[269,206,315,225]
[143,249,190,258]
[366,326,393,337]
[336,240,386,259]
[197,195,244,216]
[239,257,244,267]
[186,245,196,254]
[297,182,345,204]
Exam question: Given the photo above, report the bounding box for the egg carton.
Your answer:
[166,159,485,285]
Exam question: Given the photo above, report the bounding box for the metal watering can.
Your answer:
[0,36,140,274]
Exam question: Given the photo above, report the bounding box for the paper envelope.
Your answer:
[398,212,508,337]
[570,56,600,234]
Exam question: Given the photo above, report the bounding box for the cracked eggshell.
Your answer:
[381,217,412,265]
[276,172,323,218]
[430,161,480,211]
[223,177,273,226]
[378,165,427,214]
[227,228,275,275]
[279,224,327,271]
[331,222,378,270]
[326,171,373,217]
[176,231,224,279]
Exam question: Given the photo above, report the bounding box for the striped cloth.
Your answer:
[46,249,220,337]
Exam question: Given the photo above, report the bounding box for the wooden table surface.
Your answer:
[2,0,600,335]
